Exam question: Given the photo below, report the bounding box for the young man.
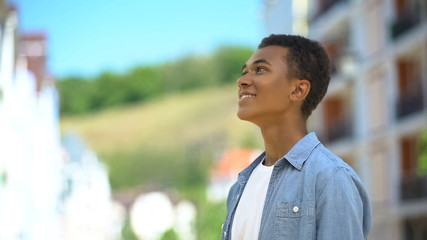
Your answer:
[222,34,372,240]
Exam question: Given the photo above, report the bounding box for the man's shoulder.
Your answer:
[307,143,352,168]
[305,143,361,185]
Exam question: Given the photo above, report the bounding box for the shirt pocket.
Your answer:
[274,202,315,240]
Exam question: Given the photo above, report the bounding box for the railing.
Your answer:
[330,58,339,76]
[310,0,348,23]
[396,89,424,119]
[400,172,427,200]
[390,10,421,40]
[321,118,353,144]
[330,53,358,78]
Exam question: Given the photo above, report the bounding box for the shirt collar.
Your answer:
[237,132,320,183]
[237,152,265,185]
[281,132,320,171]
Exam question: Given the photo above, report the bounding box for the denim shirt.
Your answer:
[222,132,372,240]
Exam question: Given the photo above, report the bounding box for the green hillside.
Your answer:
[60,84,263,191]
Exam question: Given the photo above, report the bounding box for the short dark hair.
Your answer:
[258,34,330,119]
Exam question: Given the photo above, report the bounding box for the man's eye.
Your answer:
[256,66,266,73]
[242,71,248,76]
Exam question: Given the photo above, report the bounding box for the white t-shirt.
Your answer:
[231,159,274,240]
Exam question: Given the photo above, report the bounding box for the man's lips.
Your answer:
[240,94,256,100]
[239,91,256,100]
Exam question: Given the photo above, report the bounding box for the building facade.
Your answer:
[0,2,123,239]
[0,2,64,239]
[263,0,427,239]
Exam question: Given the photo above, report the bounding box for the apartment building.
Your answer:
[263,0,427,239]
[308,0,427,239]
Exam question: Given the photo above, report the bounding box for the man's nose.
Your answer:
[237,74,251,88]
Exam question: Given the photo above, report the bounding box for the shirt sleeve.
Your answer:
[316,167,372,240]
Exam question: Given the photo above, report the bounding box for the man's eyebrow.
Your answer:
[242,59,272,71]
[253,59,272,65]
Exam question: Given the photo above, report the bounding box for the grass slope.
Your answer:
[60,85,262,190]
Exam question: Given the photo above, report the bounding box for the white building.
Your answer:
[261,0,309,35]
[0,3,63,239]
[0,2,124,239]
[61,134,125,240]
[263,0,427,239]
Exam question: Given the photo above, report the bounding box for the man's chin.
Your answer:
[237,110,252,121]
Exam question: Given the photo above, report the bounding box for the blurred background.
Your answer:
[0,0,426,239]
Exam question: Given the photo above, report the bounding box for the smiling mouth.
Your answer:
[240,94,256,100]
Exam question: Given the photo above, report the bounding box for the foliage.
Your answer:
[121,216,139,240]
[195,200,227,240]
[160,228,180,240]
[57,46,253,116]
[418,129,427,176]
[103,146,212,191]
[58,52,260,239]
[213,46,251,84]
[61,85,262,191]
[56,77,93,115]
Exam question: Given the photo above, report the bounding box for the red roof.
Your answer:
[211,149,260,180]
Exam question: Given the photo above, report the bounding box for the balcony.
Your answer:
[396,89,424,119]
[400,172,427,200]
[322,118,353,144]
[403,216,427,240]
[390,10,421,40]
[331,53,358,79]
[310,0,348,23]
[330,58,339,76]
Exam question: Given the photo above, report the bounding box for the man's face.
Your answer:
[237,45,295,124]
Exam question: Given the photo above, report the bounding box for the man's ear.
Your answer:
[290,80,310,101]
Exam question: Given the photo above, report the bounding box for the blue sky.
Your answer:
[9,0,264,78]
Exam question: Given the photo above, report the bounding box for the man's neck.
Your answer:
[260,119,307,166]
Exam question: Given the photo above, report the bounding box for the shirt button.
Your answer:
[293,206,299,213]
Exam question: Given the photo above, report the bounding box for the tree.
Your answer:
[57,46,254,115]
[418,129,427,176]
